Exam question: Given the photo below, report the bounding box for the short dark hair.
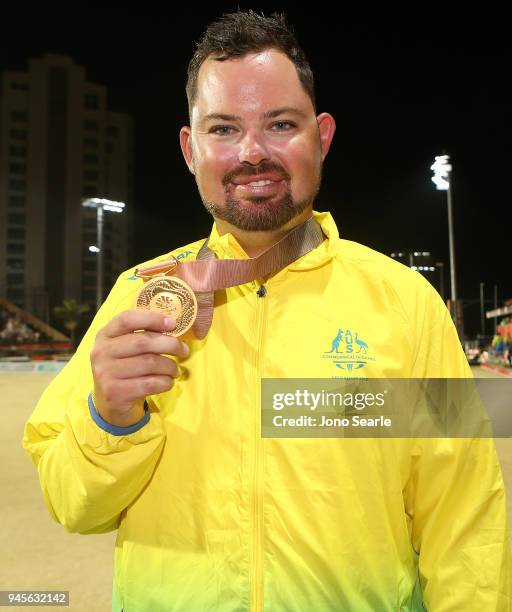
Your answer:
[185,10,316,120]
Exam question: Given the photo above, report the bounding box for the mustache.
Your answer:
[222,162,291,186]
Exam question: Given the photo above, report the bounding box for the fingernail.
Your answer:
[164,317,176,329]
[182,342,190,357]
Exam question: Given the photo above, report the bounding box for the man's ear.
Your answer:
[179,126,195,175]
[316,113,336,161]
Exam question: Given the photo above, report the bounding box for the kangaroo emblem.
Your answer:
[326,328,344,353]
[354,332,368,354]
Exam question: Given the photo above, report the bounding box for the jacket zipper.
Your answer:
[250,282,268,611]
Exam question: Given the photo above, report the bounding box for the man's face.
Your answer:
[180,49,335,232]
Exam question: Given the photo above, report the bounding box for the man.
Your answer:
[23,11,510,612]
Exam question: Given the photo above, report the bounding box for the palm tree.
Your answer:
[53,299,90,349]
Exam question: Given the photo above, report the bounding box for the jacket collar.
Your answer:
[205,210,339,271]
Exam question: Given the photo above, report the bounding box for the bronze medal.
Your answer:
[136,275,198,337]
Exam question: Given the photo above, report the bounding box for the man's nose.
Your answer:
[238,130,270,165]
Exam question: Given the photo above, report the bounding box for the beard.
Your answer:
[197,161,323,232]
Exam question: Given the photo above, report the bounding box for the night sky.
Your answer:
[2,9,510,336]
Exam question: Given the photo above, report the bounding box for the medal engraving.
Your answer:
[136,276,197,336]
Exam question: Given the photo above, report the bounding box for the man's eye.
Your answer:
[271,121,295,131]
[210,126,235,135]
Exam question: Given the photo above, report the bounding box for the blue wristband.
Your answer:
[88,392,150,436]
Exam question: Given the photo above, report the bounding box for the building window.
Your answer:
[106,125,118,137]
[82,289,96,301]
[8,213,25,225]
[84,119,98,130]
[7,243,24,255]
[84,137,98,149]
[8,195,25,208]
[11,82,28,91]
[82,260,96,272]
[7,258,24,270]
[84,169,98,181]
[84,94,99,110]
[9,162,26,175]
[6,288,25,305]
[82,185,97,198]
[10,110,28,122]
[8,178,25,191]
[7,272,24,285]
[84,153,98,164]
[106,142,114,153]
[8,228,25,240]
[10,128,27,140]
[9,145,26,157]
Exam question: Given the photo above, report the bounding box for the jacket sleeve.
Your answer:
[405,275,511,610]
[21,275,167,534]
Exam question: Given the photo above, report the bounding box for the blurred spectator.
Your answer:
[506,345,512,367]
[0,314,41,343]
[479,347,489,364]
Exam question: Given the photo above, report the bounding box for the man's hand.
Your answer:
[90,309,189,427]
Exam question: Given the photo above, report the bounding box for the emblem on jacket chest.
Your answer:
[322,327,376,371]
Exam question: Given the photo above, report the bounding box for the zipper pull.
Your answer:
[256,285,267,298]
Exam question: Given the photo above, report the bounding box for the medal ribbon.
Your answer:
[135,215,326,339]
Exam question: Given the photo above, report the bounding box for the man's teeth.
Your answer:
[247,180,274,186]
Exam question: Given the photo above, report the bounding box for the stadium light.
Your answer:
[431,154,457,322]
[82,198,126,311]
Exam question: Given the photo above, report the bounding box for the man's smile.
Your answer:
[231,178,286,196]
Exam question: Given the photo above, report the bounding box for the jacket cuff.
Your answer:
[88,392,150,436]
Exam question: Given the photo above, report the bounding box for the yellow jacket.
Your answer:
[23,211,511,611]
